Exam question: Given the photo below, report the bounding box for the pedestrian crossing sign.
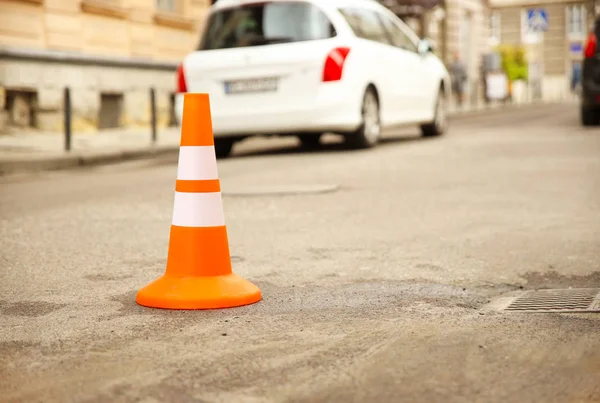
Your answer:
[526,8,549,32]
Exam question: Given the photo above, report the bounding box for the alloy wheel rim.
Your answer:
[363,92,381,144]
[435,95,446,131]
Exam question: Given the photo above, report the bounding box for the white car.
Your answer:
[175,0,451,158]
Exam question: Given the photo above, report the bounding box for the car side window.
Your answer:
[377,12,418,53]
[338,7,391,46]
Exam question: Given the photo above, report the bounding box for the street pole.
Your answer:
[150,88,157,145]
[64,87,71,152]
[419,6,428,39]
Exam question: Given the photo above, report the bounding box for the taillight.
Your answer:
[584,32,597,58]
[176,63,187,93]
[322,47,351,82]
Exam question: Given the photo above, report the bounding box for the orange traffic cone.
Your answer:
[136,93,262,310]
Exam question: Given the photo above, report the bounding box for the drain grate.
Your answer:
[504,288,600,313]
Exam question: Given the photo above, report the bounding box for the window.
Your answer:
[566,4,586,38]
[199,2,335,50]
[99,93,123,130]
[156,0,178,12]
[338,7,391,45]
[460,10,473,66]
[377,12,418,52]
[81,0,128,19]
[489,11,501,46]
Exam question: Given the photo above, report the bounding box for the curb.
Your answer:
[448,100,552,119]
[0,145,180,176]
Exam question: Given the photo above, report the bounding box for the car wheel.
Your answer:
[421,87,447,137]
[345,87,381,149]
[298,133,322,149]
[214,138,234,159]
[581,106,599,126]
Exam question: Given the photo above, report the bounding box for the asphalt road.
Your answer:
[1,103,600,403]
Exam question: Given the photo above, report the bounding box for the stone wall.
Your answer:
[0,52,177,133]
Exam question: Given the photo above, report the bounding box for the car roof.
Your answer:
[212,0,386,11]
[208,0,419,43]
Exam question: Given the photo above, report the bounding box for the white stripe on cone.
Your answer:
[172,192,225,227]
[176,146,219,181]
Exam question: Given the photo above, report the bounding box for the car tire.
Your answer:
[345,87,381,149]
[214,138,234,159]
[298,133,322,149]
[581,106,599,126]
[420,87,447,137]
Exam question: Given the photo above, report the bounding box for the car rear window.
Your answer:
[199,1,336,50]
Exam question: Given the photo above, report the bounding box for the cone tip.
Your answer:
[181,92,214,146]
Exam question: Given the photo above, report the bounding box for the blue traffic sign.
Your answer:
[526,8,549,32]
[570,42,583,54]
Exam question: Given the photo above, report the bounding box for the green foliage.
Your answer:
[495,44,528,82]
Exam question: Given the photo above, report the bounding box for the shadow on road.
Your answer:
[230,132,435,160]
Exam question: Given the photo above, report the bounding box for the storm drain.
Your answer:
[503,288,600,313]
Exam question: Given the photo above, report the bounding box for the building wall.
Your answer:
[490,0,591,101]
[0,0,210,133]
[445,0,491,104]
[2,58,178,132]
[0,0,209,60]
[415,0,491,106]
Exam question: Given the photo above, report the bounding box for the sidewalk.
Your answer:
[0,126,182,176]
[0,100,555,176]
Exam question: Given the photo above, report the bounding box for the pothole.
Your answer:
[222,184,340,197]
[485,288,600,313]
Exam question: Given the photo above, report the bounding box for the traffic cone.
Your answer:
[136,93,262,310]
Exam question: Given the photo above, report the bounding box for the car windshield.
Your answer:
[199,1,335,50]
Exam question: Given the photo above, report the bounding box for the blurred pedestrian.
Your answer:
[571,62,581,95]
[450,52,468,107]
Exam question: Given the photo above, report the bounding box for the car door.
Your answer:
[375,11,427,123]
[337,7,403,126]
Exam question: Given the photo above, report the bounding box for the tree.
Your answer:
[496,44,528,82]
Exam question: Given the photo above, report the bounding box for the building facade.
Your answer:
[488,0,595,102]
[440,0,491,105]
[0,0,212,134]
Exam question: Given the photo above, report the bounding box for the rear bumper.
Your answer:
[581,60,600,108]
[174,91,362,138]
[581,81,600,108]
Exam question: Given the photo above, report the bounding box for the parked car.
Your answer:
[175,0,451,158]
[581,14,600,126]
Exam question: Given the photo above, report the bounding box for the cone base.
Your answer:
[135,273,262,310]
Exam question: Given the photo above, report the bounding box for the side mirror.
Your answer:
[418,39,434,54]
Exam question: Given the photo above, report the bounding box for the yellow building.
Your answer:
[0,0,212,133]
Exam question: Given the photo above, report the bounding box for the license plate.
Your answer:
[224,77,279,94]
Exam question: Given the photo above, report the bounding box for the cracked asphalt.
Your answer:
[1,102,599,403]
